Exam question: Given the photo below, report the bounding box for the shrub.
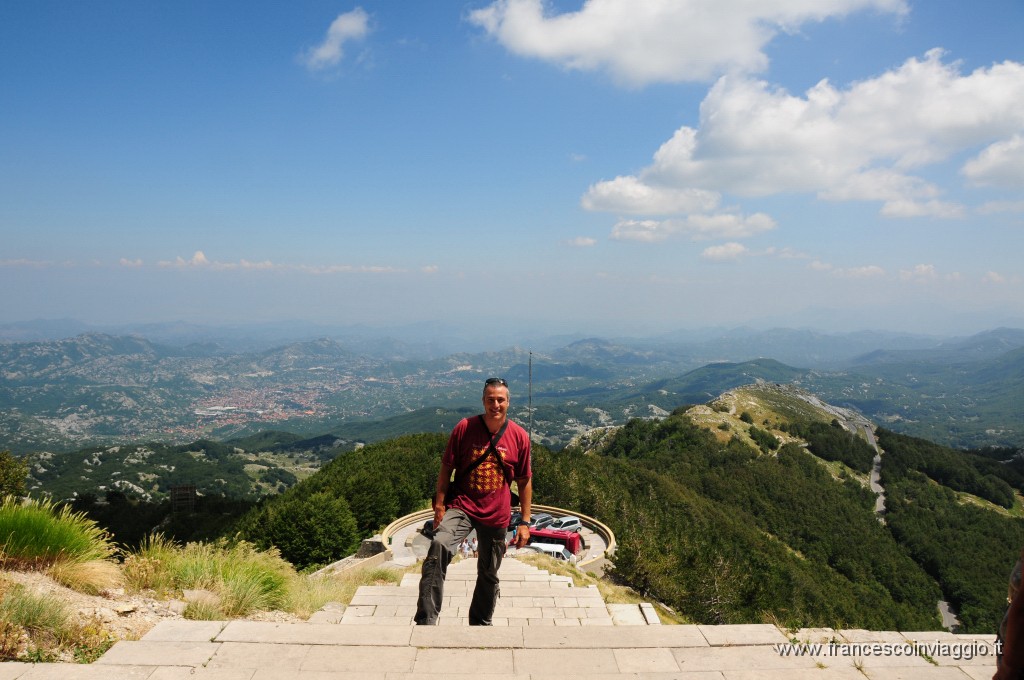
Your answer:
[0,578,117,663]
[183,598,224,621]
[238,492,360,570]
[749,426,780,453]
[0,452,27,498]
[122,534,177,594]
[0,582,75,660]
[0,498,116,570]
[285,565,406,618]
[126,536,293,618]
[46,559,122,596]
[0,584,71,640]
[0,497,120,595]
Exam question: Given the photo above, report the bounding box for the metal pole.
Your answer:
[528,351,533,444]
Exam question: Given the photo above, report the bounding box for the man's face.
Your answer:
[482,385,510,422]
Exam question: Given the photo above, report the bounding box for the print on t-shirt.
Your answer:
[467,447,505,495]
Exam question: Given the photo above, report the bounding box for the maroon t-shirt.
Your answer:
[443,415,531,528]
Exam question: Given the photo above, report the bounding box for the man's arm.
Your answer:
[996,555,1024,680]
[996,592,1024,679]
[514,476,532,548]
[432,463,453,530]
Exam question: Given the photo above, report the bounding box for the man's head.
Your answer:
[482,377,510,425]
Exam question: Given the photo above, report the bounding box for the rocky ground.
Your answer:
[3,570,303,662]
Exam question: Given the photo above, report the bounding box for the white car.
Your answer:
[549,516,582,533]
[524,542,576,563]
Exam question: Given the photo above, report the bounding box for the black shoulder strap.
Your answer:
[446,417,515,507]
[481,415,514,484]
[457,416,508,476]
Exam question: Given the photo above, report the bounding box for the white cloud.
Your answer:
[684,212,776,239]
[764,246,811,260]
[236,259,276,270]
[0,258,52,268]
[119,258,144,267]
[962,134,1024,188]
[808,260,885,278]
[702,242,747,261]
[984,271,1006,284]
[899,264,938,282]
[421,265,440,274]
[468,0,907,87]
[609,219,668,242]
[302,8,370,71]
[583,51,1024,219]
[153,251,406,275]
[610,212,775,242]
[565,236,597,247]
[296,264,399,275]
[879,199,965,219]
[159,251,211,268]
[581,175,719,215]
[836,265,886,279]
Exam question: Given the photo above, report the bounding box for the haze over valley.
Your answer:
[2,322,1021,457]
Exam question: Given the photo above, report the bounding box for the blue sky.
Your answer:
[2,1,1023,336]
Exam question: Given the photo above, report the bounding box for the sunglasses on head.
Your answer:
[485,377,508,387]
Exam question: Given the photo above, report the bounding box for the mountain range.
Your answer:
[39,380,1021,634]
[1,326,1022,454]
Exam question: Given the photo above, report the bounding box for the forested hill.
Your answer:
[539,407,943,631]
[23,377,1023,632]
[228,383,1024,633]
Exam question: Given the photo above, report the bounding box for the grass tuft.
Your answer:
[47,559,123,596]
[286,564,408,619]
[126,535,292,617]
[0,584,72,640]
[183,598,225,621]
[0,497,116,572]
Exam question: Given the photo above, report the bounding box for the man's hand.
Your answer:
[514,523,530,548]
[433,504,445,532]
[431,464,452,533]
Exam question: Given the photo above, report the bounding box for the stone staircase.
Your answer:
[323,556,659,626]
[0,557,999,679]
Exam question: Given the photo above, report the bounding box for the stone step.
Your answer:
[79,620,997,679]
[63,552,1001,679]
[341,556,630,626]
[44,554,996,678]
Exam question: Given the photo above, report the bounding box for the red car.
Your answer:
[512,526,584,555]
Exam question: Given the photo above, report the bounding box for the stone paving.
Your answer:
[0,557,999,679]
[335,556,629,626]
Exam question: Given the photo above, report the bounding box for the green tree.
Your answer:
[343,469,399,534]
[241,491,359,570]
[748,425,779,453]
[0,451,28,498]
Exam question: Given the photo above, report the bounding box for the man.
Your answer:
[414,377,532,625]
[995,548,1024,679]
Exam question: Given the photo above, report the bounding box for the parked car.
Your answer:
[528,512,554,530]
[525,542,576,562]
[528,527,583,555]
[508,511,522,531]
[549,516,582,533]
